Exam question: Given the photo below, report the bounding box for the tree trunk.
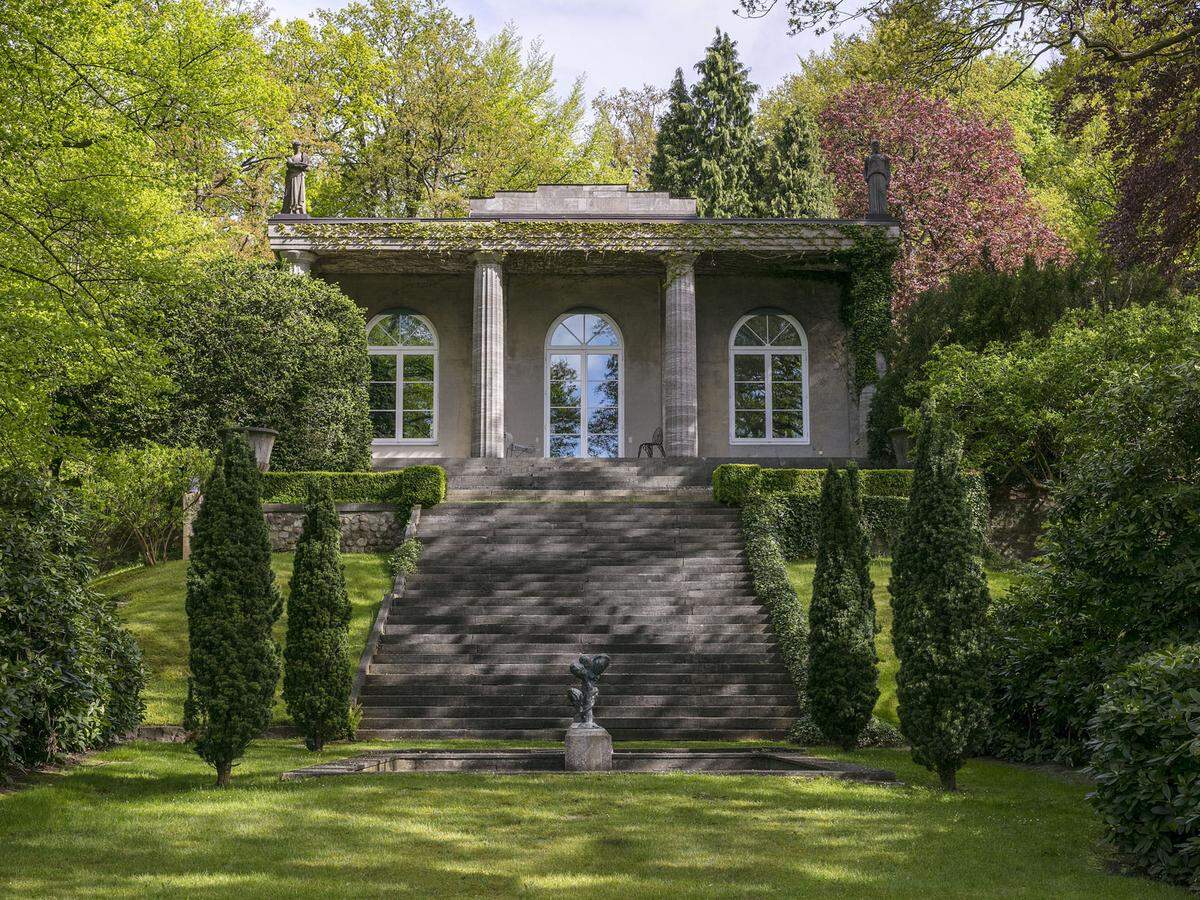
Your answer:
[215,760,232,787]
[939,766,958,791]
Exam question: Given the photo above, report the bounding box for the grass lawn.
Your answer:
[94,553,392,725]
[0,738,1181,898]
[787,558,1018,725]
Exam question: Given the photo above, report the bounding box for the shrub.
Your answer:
[388,539,421,580]
[1087,645,1200,889]
[713,464,761,505]
[0,472,144,776]
[890,406,990,790]
[184,431,281,786]
[163,260,372,472]
[741,499,808,708]
[283,482,352,751]
[712,465,916,506]
[260,467,445,508]
[759,468,824,495]
[787,714,904,749]
[403,465,446,506]
[808,465,878,749]
[742,492,909,559]
[988,360,1200,763]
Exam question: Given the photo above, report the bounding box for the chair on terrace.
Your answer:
[505,432,534,456]
[637,427,665,458]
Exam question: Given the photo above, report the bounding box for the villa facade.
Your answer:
[268,183,899,468]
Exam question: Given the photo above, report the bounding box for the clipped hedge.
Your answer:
[260,466,446,507]
[1087,644,1200,888]
[713,464,913,506]
[749,493,908,559]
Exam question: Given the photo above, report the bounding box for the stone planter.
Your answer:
[239,427,278,472]
[888,426,911,466]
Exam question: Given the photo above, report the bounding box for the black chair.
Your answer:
[637,427,665,458]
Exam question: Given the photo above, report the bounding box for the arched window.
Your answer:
[545,312,623,458]
[729,312,809,444]
[367,312,437,443]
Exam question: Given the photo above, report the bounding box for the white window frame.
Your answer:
[543,312,625,459]
[366,312,439,445]
[728,312,811,445]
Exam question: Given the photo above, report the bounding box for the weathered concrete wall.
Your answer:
[696,273,853,459]
[264,503,405,553]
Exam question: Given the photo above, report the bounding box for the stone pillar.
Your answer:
[472,251,506,458]
[279,249,316,275]
[662,252,699,457]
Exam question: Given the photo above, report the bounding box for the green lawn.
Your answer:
[787,558,1018,725]
[0,738,1181,898]
[95,553,392,725]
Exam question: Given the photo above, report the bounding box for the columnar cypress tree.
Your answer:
[688,30,758,217]
[647,68,695,199]
[889,406,990,790]
[758,104,837,217]
[184,431,281,786]
[807,464,878,749]
[283,481,352,751]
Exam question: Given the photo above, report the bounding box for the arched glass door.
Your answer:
[545,312,623,458]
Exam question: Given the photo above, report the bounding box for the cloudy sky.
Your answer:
[267,0,836,101]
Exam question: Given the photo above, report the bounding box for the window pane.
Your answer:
[370,411,396,439]
[770,316,802,346]
[549,354,581,381]
[588,433,618,458]
[771,381,804,410]
[403,382,434,411]
[550,435,580,458]
[588,406,618,433]
[402,412,433,440]
[588,380,618,408]
[587,353,618,382]
[734,315,769,346]
[369,355,397,380]
[403,354,435,381]
[733,354,765,382]
[734,411,767,439]
[772,354,804,381]
[367,319,398,346]
[773,410,804,439]
[550,381,581,406]
[584,315,619,346]
[551,315,585,346]
[368,382,396,410]
[734,382,766,409]
[396,315,434,346]
[550,407,581,435]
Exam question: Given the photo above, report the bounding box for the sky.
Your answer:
[267,0,836,102]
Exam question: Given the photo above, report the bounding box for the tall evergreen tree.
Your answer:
[283,481,352,751]
[184,431,281,786]
[889,405,990,790]
[647,68,695,198]
[807,464,879,749]
[688,30,758,217]
[758,104,837,217]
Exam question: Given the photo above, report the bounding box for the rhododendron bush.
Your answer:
[820,84,1067,311]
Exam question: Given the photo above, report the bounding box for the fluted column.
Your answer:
[662,252,699,457]
[279,249,316,275]
[472,251,506,458]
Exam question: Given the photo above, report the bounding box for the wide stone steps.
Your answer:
[355,499,798,739]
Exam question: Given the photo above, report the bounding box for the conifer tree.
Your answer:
[807,464,878,749]
[889,406,990,790]
[688,30,758,217]
[283,481,352,751]
[758,104,837,217]
[648,68,695,199]
[184,431,281,786]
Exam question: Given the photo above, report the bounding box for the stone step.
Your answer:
[359,682,796,698]
[355,728,788,740]
[380,621,771,635]
[383,613,770,627]
[357,702,798,717]
[363,671,792,686]
[358,715,796,730]
[368,661,786,675]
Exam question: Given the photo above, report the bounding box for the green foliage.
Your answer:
[1086,644,1200,889]
[835,226,899,391]
[403,465,447,507]
[260,467,445,507]
[787,714,903,748]
[68,445,212,568]
[648,69,695,200]
[712,464,763,505]
[0,472,144,776]
[184,432,281,785]
[283,482,352,751]
[807,465,879,749]
[757,103,837,217]
[713,464,913,505]
[988,360,1200,764]
[890,408,990,790]
[163,260,371,472]
[747,493,909,560]
[741,500,809,709]
[388,539,421,580]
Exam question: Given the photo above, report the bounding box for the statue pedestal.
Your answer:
[564,724,612,772]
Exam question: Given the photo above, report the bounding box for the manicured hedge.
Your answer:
[751,493,908,559]
[713,464,913,506]
[260,466,446,507]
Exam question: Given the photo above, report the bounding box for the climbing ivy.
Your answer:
[834,226,899,391]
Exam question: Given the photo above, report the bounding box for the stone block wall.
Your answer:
[264,503,406,553]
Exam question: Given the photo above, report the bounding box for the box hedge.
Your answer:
[713,464,913,506]
[260,466,446,507]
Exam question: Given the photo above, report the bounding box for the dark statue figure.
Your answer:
[864,140,891,220]
[567,654,610,727]
[282,140,311,217]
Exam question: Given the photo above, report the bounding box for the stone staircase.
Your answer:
[356,500,800,739]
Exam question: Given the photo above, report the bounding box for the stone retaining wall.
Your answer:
[264,503,406,553]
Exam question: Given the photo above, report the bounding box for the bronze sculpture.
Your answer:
[567,654,610,727]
